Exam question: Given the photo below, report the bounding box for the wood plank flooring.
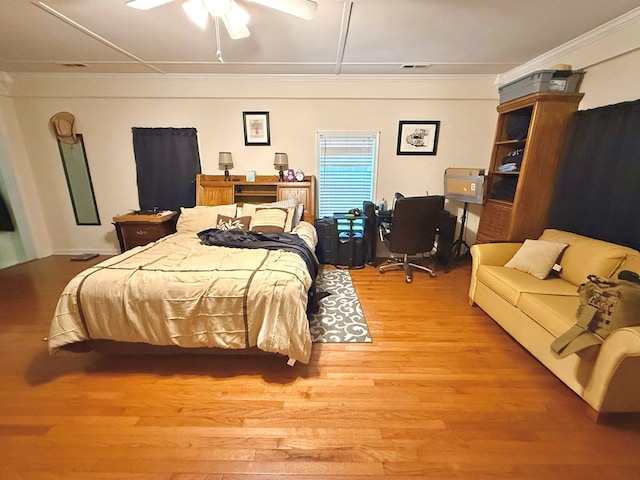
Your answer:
[1,255,639,479]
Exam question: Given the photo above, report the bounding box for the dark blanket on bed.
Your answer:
[197,228,320,314]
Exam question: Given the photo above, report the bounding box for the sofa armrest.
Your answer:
[468,242,523,304]
[583,326,640,414]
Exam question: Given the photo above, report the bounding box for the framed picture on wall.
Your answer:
[243,111,270,146]
[397,120,440,155]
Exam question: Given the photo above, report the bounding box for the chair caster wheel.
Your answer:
[379,268,385,274]
[405,276,412,283]
[429,272,436,278]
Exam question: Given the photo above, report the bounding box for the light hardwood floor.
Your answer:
[1,255,639,479]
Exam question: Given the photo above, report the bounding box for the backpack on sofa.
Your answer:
[551,271,640,358]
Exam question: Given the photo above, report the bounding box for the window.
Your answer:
[317,131,379,218]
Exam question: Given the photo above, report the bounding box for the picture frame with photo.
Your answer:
[243,111,270,146]
[397,120,440,155]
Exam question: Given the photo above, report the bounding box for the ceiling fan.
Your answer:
[126,0,318,40]
[127,0,317,62]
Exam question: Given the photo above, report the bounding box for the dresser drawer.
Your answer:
[120,223,168,247]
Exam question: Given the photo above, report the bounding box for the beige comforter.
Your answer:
[48,222,318,364]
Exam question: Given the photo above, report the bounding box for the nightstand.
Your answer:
[112,211,178,253]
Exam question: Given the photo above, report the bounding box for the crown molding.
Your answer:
[496,6,640,86]
[5,71,497,84]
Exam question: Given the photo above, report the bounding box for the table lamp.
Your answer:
[274,152,288,182]
[218,152,233,181]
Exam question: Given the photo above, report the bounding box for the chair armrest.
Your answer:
[468,242,523,304]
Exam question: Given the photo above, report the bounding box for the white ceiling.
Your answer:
[1,0,639,76]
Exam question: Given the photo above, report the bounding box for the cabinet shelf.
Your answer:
[477,92,583,244]
[495,139,527,146]
[235,192,277,197]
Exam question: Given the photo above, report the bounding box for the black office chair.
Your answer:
[379,195,445,283]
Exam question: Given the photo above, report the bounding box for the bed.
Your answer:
[48,180,319,365]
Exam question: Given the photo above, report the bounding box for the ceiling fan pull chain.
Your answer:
[214,16,224,63]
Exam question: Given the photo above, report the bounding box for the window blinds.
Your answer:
[317,132,378,218]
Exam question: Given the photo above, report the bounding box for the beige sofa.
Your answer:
[469,229,640,420]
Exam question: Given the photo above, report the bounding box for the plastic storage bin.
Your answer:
[499,70,585,104]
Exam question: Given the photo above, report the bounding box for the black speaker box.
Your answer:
[436,211,457,265]
[362,201,377,264]
[337,232,365,268]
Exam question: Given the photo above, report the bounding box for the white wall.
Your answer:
[0,89,50,266]
[4,75,498,256]
[578,48,640,109]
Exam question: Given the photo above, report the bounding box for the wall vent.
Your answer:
[58,63,90,68]
[400,64,430,70]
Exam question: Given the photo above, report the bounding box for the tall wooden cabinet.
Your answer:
[195,174,316,223]
[476,92,583,243]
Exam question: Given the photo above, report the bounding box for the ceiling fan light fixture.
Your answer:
[203,0,231,17]
[183,0,209,29]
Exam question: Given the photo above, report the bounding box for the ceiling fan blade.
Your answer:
[126,0,175,10]
[222,0,250,39]
[247,0,318,20]
[222,14,250,39]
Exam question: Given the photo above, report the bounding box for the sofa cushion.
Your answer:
[539,229,631,286]
[477,265,579,306]
[518,293,580,338]
[505,239,568,279]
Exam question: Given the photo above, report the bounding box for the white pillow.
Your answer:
[251,207,288,233]
[176,204,237,233]
[263,197,304,226]
[294,203,305,226]
[265,197,305,227]
[505,239,568,280]
[242,203,297,232]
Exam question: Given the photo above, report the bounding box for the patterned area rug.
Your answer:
[309,269,372,343]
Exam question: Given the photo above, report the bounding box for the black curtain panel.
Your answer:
[132,127,202,211]
[0,193,15,231]
[549,99,640,251]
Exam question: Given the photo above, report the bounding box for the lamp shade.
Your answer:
[273,152,288,168]
[218,151,233,168]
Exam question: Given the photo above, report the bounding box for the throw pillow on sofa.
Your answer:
[505,239,568,280]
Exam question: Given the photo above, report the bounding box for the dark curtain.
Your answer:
[0,193,15,231]
[549,99,640,251]
[132,127,201,211]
